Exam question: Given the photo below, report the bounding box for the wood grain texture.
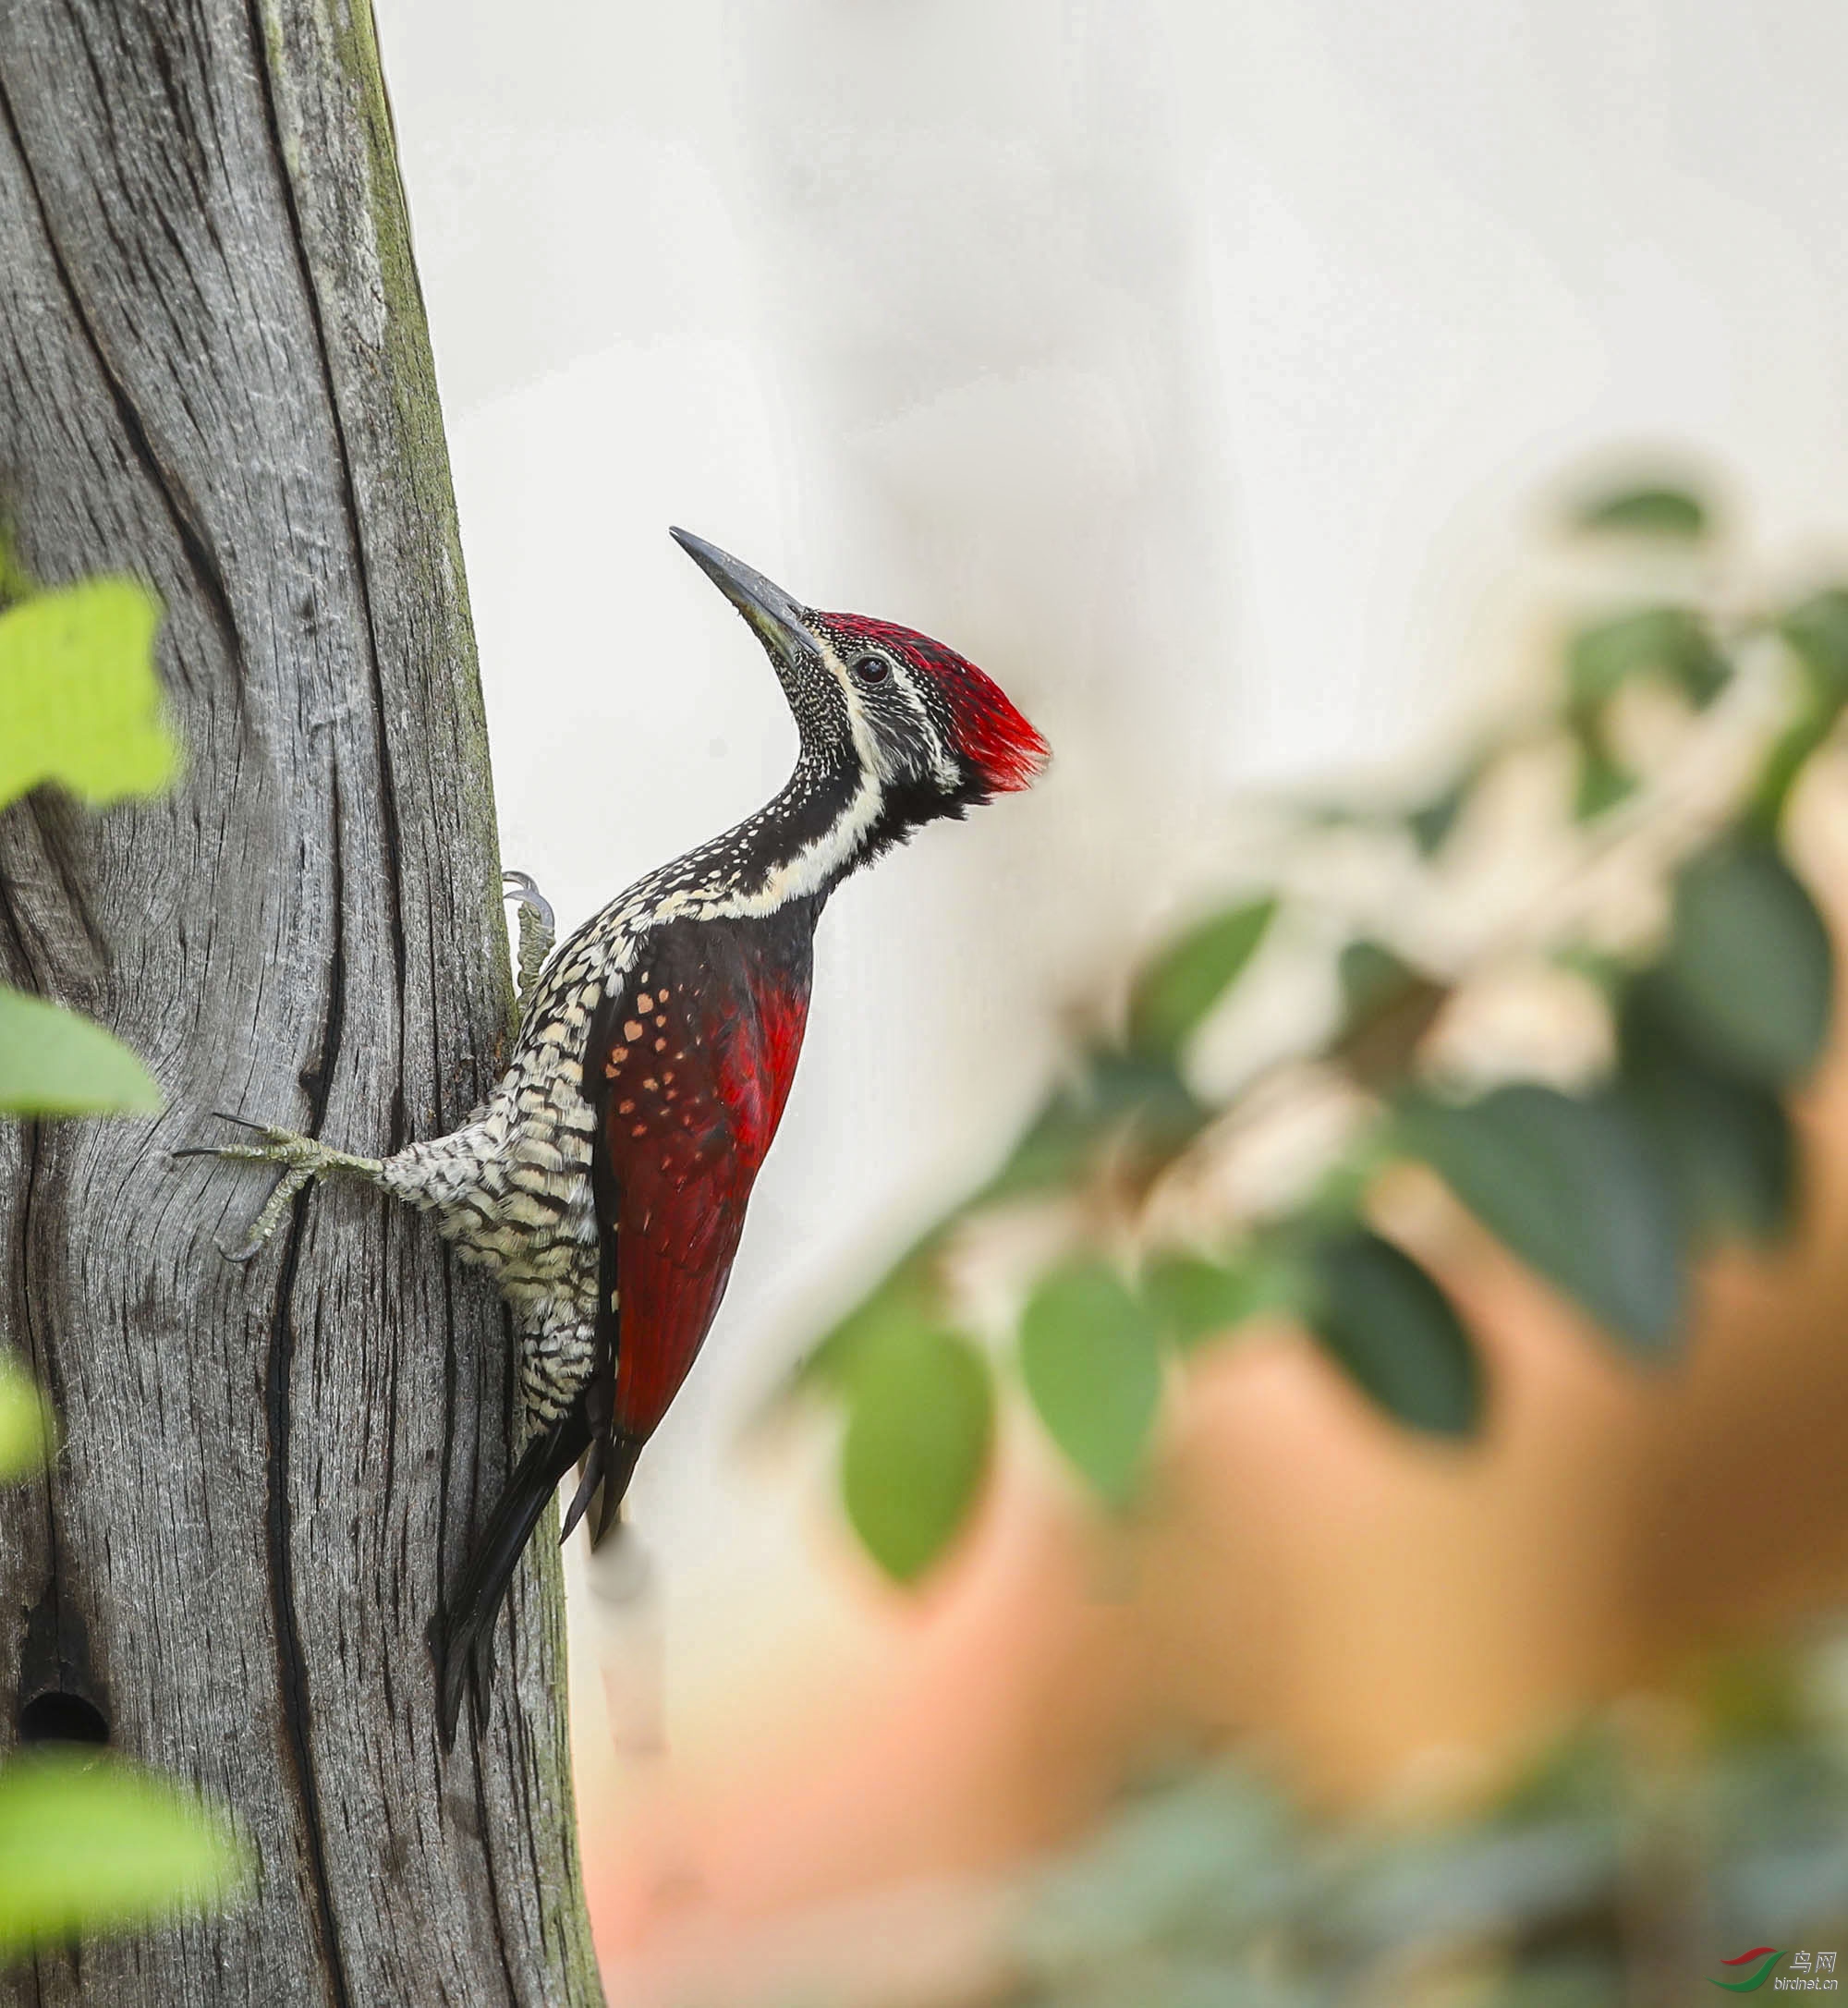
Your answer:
[0,1,605,2000]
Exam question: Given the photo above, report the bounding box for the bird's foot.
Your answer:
[503,869,555,1012]
[172,1115,384,1262]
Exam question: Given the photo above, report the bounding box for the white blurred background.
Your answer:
[371,0,1848,1778]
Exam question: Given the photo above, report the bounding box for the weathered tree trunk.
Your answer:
[0,2,604,2002]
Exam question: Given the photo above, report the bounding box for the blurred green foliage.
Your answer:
[1574,480,1710,540]
[1142,1248,1301,1356]
[1396,1085,1684,1352]
[0,574,176,809]
[1619,985,1794,1249]
[1130,898,1278,1061]
[0,988,163,1118]
[0,1353,55,1484]
[1306,1230,1480,1437]
[1020,1264,1163,1507]
[1006,1633,1848,2008]
[1654,841,1831,1088]
[0,542,170,1120]
[792,478,1848,1584]
[0,533,245,1965]
[843,1320,992,1583]
[0,1756,247,1961]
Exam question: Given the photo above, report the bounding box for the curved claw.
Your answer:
[171,1115,272,1158]
[501,870,554,936]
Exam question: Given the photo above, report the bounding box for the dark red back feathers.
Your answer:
[596,918,814,1442]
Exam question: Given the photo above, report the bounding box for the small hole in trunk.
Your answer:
[19,1690,109,1746]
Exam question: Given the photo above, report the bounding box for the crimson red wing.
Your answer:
[587,919,814,1444]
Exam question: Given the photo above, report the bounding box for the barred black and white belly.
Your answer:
[376,922,636,1420]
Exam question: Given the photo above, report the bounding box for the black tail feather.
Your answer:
[433,1405,648,1749]
[435,1406,589,1750]
[558,1430,607,1549]
[561,1429,643,1551]
[587,1434,641,1548]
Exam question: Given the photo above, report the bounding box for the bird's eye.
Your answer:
[851,654,891,686]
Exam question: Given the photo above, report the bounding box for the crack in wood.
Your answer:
[243,0,410,1053]
[0,52,249,696]
[262,758,355,2008]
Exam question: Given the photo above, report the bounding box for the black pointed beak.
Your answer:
[670,529,815,669]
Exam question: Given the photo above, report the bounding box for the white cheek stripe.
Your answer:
[827,630,955,794]
[894,669,959,789]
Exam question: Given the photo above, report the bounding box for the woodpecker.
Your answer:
[186,530,1049,1746]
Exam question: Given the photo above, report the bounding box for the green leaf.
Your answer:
[1407,773,1472,857]
[0,578,176,811]
[1128,898,1278,1058]
[1399,1084,1685,1351]
[1307,1230,1483,1435]
[798,1247,943,1390]
[0,1750,248,1956]
[1573,743,1638,821]
[1573,485,1709,540]
[983,1049,1208,1203]
[981,1087,1108,1203]
[1780,589,1848,702]
[1568,607,1729,711]
[1142,1249,1303,1353]
[791,1233,996,1410]
[1754,586,1848,824]
[1755,708,1840,827]
[1019,1262,1162,1505]
[0,987,162,1117]
[0,1353,54,1482]
[1088,1048,1212,1151]
[840,1321,992,1583]
[1339,940,1416,1023]
[1620,983,1795,1246]
[1655,841,1831,1087]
